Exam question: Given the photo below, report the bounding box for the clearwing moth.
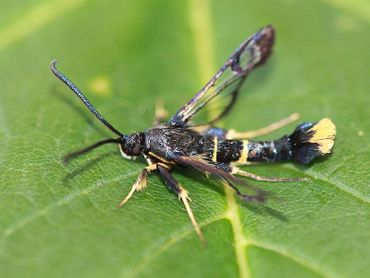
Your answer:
[51,26,336,242]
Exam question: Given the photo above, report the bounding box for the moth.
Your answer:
[51,25,336,242]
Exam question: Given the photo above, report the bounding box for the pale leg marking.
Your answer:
[178,186,205,243]
[232,166,307,182]
[226,113,300,139]
[117,164,158,208]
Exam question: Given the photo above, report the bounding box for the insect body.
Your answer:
[51,25,336,242]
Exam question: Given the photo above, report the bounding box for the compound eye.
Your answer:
[124,133,143,156]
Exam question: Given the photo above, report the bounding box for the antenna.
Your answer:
[63,138,121,163]
[50,60,124,138]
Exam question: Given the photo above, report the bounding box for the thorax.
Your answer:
[144,125,205,159]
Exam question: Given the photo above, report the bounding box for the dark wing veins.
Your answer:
[169,25,275,127]
[170,154,268,202]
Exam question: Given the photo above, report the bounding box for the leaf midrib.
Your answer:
[121,214,336,278]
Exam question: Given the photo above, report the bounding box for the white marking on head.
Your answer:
[119,144,137,160]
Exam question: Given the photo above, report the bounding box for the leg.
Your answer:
[226,113,300,139]
[117,164,157,208]
[224,179,267,203]
[232,166,307,182]
[157,165,205,243]
[153,99,168,125]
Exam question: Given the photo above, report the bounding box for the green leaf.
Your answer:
[0,0,369,277]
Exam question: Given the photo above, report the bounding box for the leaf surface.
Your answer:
[0,0,369,277]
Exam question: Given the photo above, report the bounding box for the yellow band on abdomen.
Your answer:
[236,140,249,163]
[212,136,218,162]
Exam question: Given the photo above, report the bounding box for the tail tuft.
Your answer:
[289,118,336,164]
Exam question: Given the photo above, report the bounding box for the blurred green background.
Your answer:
[0,0,369,277]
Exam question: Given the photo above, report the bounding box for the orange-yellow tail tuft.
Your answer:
[289,118,336,164]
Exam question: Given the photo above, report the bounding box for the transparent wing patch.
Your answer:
[169,25,275,127]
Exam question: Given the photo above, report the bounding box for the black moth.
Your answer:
[51,26,336,242]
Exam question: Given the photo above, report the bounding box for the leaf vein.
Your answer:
[1,171,138,239]
[282,166,370,204]
[121,215,225,278]
[248,240,339,278]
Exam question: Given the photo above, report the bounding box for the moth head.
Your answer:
[119,133,144,159]
[50,60,146,163]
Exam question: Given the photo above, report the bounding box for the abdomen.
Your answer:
[209,137,292,164]
[208,118,336,165]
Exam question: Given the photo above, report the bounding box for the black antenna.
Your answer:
[63,138,120,163]
[50,60,124,137]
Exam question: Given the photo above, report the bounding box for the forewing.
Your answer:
[171,154,268,201]
[169,25,275,127]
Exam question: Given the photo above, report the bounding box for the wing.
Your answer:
[169,25,275,127]
[171,154,268,203]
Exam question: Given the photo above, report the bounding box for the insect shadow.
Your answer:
[176,165,288,222]
[62,152,117,186]
[239,196,289,222]
[62,150,149,188]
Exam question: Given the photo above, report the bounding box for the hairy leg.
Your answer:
[226,113,300,139]
[232,166,307,182]
[157,165,205,243]
[197,113,299,140]
[117,164,158,207]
